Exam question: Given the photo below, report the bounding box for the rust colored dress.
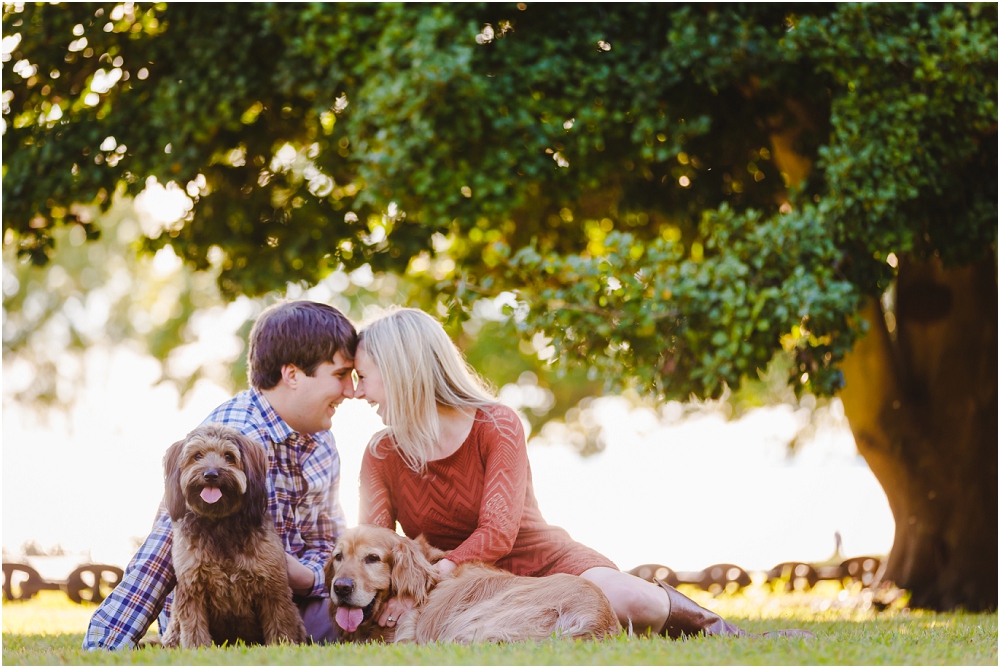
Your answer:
[359,404,617,577]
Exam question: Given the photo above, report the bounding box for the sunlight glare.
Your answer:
[151,246,182,277]
[134,178,193,236]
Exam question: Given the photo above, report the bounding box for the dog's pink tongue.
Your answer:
[200,487,222,504]
[335,606,364,632]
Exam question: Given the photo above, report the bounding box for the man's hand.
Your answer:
[377,595,415,628]
[284,553,316,596]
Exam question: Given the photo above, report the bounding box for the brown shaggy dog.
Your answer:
[159,424,306,648]
[325,525,620,644]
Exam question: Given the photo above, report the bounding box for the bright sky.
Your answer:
[2,344,894,577]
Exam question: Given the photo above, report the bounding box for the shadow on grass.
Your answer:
[3,588,997,665]
[3,613,997,666]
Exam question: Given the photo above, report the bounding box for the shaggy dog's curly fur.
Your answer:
[159,424,306,648]
[326,525,620,644]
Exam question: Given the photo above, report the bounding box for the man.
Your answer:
[84,300,356,649]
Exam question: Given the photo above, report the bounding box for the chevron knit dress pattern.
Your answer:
[360,404,617,576]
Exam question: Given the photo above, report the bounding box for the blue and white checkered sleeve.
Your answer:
[202,400,270,447]
[297,437,344,598]
[82,509,176,650]
[201,399,247,431]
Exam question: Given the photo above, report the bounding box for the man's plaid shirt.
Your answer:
[83,388,347,650]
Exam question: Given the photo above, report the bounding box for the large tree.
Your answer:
[3,3,996,610]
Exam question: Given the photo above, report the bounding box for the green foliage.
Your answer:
[494,204,857,399]
[4,3,996,402]
[458,317,603,433]
[1,198,233,406]
[788,4,999,290]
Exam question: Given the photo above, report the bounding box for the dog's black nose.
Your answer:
[203,469,219,482]
[333,577,354,599]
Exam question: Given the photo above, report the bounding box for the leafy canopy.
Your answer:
[4,3,997,400]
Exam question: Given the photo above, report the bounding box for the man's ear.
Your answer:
[280,364,300,389]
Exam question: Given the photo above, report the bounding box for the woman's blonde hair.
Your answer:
[359,307,496,471]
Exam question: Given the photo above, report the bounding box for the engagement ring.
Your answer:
[387,616,394,622]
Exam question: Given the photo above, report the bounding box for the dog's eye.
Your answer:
[364,554,381,564]
[224,453,236,463]
[333,553,343,562]
[193,453,203,461]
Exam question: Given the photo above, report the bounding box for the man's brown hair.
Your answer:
[248,301,357,390]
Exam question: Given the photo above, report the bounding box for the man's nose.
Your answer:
[342,380,356,399]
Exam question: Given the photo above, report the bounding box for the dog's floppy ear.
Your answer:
[414,534,450,565]
[231,431,269,523]
[391,537,439,607]
[163,438,187,522]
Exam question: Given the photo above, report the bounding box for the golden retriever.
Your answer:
[159,424,306,648]
[325,525,620,644]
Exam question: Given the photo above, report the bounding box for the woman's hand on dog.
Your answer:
[436,558,457,577]
[378,595,415,628]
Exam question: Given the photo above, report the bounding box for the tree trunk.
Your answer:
[838,255,997,611]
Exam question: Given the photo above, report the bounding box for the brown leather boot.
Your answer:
[654,579,815,640]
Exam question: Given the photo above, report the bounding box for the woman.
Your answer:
[354,307,811,639]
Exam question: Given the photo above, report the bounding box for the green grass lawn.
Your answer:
[3,587,997,665]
